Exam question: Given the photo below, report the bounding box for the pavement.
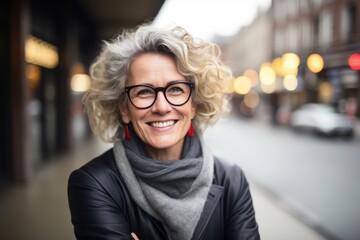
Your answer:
[249,180,327,240]
[0,135,328,240]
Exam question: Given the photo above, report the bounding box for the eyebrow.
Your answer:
[136,80,188,87]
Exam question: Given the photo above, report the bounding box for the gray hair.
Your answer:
[83,23,233,142]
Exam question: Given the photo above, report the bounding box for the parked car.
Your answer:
[289,103,355,138]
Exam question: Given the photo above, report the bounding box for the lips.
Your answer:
[149,120,176,128]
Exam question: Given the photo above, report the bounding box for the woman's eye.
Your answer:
[168,86,184,93]
[135,88,153,97]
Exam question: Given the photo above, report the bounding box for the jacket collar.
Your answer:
[191,184,224,240]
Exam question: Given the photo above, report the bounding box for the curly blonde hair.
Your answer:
[83,23,233,142]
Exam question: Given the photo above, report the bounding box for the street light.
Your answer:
[307,53,324,73]
[282,53,300,75]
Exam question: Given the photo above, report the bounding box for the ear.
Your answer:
[119,103,131,124]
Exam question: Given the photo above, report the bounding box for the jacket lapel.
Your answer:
[191,184,224,240]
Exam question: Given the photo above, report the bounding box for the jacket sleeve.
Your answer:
[67,168,132,240]
[224,165,260,240]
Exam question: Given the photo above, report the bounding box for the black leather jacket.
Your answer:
[68,149,260,240]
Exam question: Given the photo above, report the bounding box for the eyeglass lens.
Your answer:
[127,82,192,109]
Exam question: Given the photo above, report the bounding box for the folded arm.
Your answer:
[68,169,133,240]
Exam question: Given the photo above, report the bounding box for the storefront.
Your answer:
[1,0,98,187]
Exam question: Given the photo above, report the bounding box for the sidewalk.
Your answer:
[250,181,326,240]
[0,137,326,240]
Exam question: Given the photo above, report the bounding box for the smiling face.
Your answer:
[120,53,196,160]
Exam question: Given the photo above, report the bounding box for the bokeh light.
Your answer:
[307,53,324,73]
[71,74,91,92]
[259,64,276,85]
[281,52,300,76]
[283,75,298,91]
[243,69,259,87]
[272,57,284,76]
[261,82,276,94]
[348,53,360,70]
[282,53,300,69]
[318,82,332,103]
[234,76,251,95]
[244,91,260,108]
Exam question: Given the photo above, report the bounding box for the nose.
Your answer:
[151,91,172,114]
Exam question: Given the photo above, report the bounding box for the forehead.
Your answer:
[128,53,185,85]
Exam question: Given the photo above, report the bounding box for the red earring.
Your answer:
[187,122,194,137]
[124,124,130,141]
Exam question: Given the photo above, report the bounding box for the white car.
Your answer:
[290,103,355,138]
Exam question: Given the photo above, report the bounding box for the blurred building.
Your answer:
[225,8,273,117]
[271,0,360,113]
[225,0,360,122]
[226,10,273,76]
[0,0,163,188]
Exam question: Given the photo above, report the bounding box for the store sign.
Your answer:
[25,35,59,69]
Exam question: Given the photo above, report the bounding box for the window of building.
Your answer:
[300,0,310,13]
[287,24,299,52]
[274,29,285,56]
[287,0,299,17]
[312,0,325,8]
[340,3,357,43]
[301,20,312,50]
[317,10,334,47]
[274,0,286,23]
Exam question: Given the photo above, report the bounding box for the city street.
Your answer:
[204,114,360,240]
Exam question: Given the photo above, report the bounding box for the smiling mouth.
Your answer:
[149,120,176,128]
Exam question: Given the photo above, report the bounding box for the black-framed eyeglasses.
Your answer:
[124,81,194,109]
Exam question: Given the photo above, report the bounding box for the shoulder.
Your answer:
[213,156,250,194]
[67,147,131,209]
[68,148,119,188]
[71,148,116,174]
[213,157,247,183]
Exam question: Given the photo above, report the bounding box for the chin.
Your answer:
[150,140,177,149]
[148,135,183,149]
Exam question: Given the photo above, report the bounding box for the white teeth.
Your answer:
[151,120,175,128]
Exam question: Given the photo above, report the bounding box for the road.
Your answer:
[203,114,360,240]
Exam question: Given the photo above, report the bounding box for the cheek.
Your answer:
[127,108,148,125]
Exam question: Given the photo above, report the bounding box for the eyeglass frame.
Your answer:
[124,81,195,109]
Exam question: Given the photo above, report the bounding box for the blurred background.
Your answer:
[1,0,360,239]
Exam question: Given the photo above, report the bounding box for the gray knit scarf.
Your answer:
[113,128,214,240]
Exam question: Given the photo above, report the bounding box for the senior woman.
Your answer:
[67,24,260,240]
